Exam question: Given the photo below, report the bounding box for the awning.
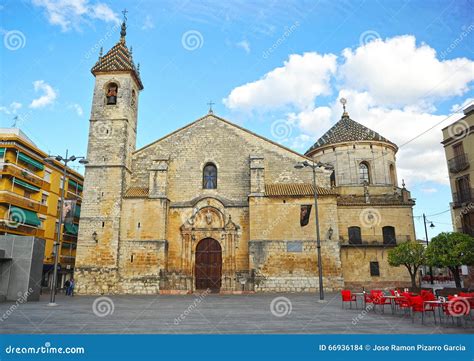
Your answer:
[10,206,41,226]
[68,179,83,191]
[18,152,44,170]
[13,178,40,192]
[74,205,81,218]
[64,223,78,235]
[0,148,5,158]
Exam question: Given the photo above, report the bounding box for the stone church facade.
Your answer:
[75,23,416,295]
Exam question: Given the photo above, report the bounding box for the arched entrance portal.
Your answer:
[195,238,222,292]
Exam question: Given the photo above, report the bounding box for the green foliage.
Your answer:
[388,241,425,269]
[426,232,474,268]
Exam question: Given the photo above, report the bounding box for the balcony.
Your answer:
[0,191,47,214]
[339,235,411,247]
[0,162,50,191]
[448,153,469,173]
[0,221,45,238]
[453,189,474,207]
[54,232,78,243]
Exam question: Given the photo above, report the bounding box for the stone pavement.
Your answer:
[0,292,472,334]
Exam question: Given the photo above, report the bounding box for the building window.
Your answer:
[203,163,217,189]
[370,261,380,276]
[44,169,51,182]
[330,170,336,187]
[41,193,48,205]
[348,226,362,244]
[106,82,118,105]
[456,175,471,203]
[287,241,303,252]
[389,164,396,186]
[131,89,136,107]
[359,162,370,184]
[382,226,396,245]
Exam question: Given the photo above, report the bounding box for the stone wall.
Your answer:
[340,247,411,290]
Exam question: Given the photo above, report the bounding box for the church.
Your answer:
[75,20,416,295]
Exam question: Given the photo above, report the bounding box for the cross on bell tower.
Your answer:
[120,9,128,42]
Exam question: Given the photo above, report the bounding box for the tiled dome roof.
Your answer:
[305,113,397,155]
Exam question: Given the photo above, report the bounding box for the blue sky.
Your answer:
[1,0,473,240]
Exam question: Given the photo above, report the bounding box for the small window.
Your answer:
[131,89,136,107]
[359,162,370,184]
[370,261,380,276]
[106,82,118,105]
[203,163,217,189]
[287,241,303,252]
[330,170,336,187]
[44,169,51,182]
[348,226,362,244]
[41,193,48,205]
[389,164,396,186]
[382,226,396,245]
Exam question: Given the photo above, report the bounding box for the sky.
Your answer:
[1,0,473,240]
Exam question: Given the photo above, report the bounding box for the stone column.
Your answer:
[149,158,169,198]
[250,155,265,196]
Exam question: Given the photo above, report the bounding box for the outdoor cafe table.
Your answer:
[382,295,400,314]
[353,292,365,308]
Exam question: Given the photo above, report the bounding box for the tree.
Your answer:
[388,241,425,288]
[425,232,474,288]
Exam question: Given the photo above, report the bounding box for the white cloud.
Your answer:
[236,40,250,54]
[340,35,474,108]
[223,52,337,111]
[141,15,155,30]
[32,0,119,32]
[70,103,83,116]
[0,102,23,115]
[287,106,332,137]
[450,97,474,113]
[421,187,438,194]
[29,80,57,108]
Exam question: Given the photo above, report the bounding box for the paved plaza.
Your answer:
[0,292,472,334]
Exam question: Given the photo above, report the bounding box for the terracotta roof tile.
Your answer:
[91,40,143,90]
[265,183,337,197]
[306,114,396,154]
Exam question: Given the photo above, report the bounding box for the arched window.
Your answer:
[389,164,396,186]
[203,163,217,189]
[106,82,118,105]
[330,170,336,187]
[348,226,362,244]
[359,162,370,184]
[382,226,396,245]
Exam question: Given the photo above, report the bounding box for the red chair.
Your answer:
[363,292,375,310]
[341,290,357,309]
[371,290,392,313]
[442,296,470,324]
[410,295,436,324]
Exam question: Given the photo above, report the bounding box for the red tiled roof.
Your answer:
[124,187,149,198]
[265,183,337,197]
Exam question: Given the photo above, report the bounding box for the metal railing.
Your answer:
[340,234,411,246]
[448,153,469,173]
[452,189,474,206]
[0,221,45,237]
[0,162,50,190]
[0,191,47,213]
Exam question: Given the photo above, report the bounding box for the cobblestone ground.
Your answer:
[0,293,472,334]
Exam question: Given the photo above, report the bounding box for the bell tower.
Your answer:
[75,12,144,294]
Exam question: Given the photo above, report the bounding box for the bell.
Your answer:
[107,96,117,105]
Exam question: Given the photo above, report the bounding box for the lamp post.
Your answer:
[422,213,435,285]
[45,150,88,306]
[294,159,327,301]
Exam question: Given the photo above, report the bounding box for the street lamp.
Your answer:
[423,213,435,285]
[45,150,88,306]
[294,159,328,301]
